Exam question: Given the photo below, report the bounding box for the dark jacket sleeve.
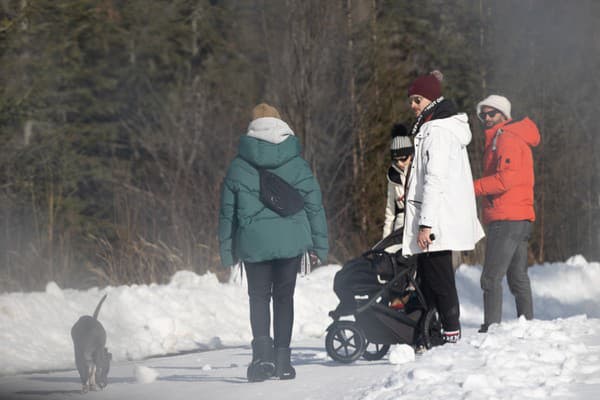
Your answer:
[296,161,329,262]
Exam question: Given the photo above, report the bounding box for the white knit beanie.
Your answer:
[390,124,413,158]
[391,135,413,154]
[476,95,512,121]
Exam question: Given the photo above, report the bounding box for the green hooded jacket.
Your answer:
[218,118,328,267]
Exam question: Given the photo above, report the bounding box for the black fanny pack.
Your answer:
[255,166,304,217]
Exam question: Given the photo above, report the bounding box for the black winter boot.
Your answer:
[247,336,275,382]
[274,347,296,380]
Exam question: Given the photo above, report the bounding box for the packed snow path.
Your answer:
[1,320,600,400]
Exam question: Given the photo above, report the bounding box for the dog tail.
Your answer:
[92,294,108,320]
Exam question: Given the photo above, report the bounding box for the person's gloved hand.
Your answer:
[308,251,321,268]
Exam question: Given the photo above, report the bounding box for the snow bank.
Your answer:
[1,258,599,375]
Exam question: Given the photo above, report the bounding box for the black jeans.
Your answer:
[417,250,460,332]
[244,256,301,349]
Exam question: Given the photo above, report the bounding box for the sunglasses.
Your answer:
[408,96,423,105]
[394,155,410,162]
[479,110,500,119]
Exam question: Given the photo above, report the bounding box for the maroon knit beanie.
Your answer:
[407,70,443,101]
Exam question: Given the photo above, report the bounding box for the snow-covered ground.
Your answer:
[1,255,600,399]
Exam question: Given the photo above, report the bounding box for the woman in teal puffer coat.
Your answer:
[218,103,328,382]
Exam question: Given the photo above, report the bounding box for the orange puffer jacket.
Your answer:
[473,118,540,225]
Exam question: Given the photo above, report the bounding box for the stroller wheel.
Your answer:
[362,342,390,361]
[420,308,444,349]
[325,321,366,363]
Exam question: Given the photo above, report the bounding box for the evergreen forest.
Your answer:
[1,0,599,291]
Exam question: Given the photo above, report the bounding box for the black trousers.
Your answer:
[417,250,461,332]
[244,256,301,349]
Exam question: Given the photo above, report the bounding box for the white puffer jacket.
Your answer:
[382,164,407,238]
[402,113,484,256]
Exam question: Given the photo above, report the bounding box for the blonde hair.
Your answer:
[251,103,281,120]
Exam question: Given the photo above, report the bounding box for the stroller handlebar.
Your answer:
[370,231,435,254]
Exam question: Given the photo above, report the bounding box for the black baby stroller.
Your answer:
[325,230,444,363]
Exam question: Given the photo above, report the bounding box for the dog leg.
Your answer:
[89,364,97,391]
[84,364,94,392]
